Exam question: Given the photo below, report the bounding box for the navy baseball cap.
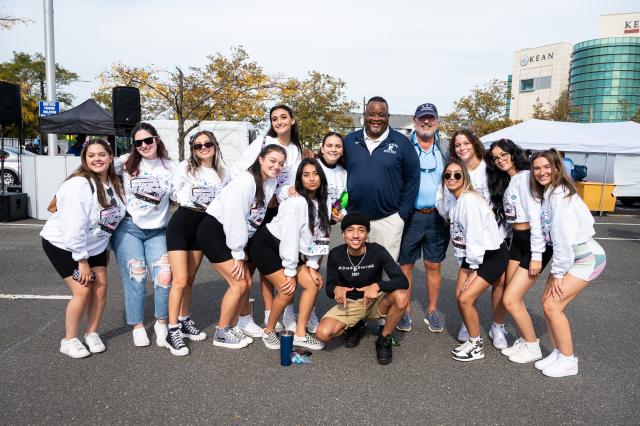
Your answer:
[414,103,438,119]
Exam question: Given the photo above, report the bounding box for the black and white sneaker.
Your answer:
[180,318,207,341]
[165,327,189,356]
[452,338,484,362]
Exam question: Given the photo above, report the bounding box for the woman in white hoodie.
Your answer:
[41,140,126,358]
[250,158,330,351]
[442,159,509,362]
[530,149,606,378]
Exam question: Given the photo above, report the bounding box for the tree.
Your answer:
[0,10,32,30]
[275,71,357,148]
[0,51,79,137]
[440,78,514,137]
[531,100,549,120]
[94,46,272,160]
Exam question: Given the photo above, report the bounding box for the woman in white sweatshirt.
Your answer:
[163,130,227,356]
[443,159,509,362]
[317,131,348,224]
[530,149,606,378]
[111,122,177,348]
[488,139,555,365]
[250,158,330,351]
[196,144,287,349]
[41,140,126,358]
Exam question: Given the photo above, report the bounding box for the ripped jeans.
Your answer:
[112,218,171,325]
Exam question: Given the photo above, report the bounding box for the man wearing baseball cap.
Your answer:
[396,103,450,334]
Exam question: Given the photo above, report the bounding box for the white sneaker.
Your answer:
[488,324,508,350]
[132,327,150,347]
[231,326,253,344]
[213,326,249,349]
[501,338,524,356]
[238,315,263,338]
[275,321,284,333]
[542,355,579,378]
[294,333,324,350]
[154,321,168,347]
[84,332,106,353]
[508,339,542,364]
[457,323,469,343]
[262,328,281,350]
[283,312,297,333]
[60,338,90,359]
[307,309,320,334]
[535,349,560,370]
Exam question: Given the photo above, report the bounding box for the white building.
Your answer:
[598,12,640,37]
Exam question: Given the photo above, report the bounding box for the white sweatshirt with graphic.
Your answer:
[172,160,226,210]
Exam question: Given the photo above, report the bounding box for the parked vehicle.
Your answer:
[0,147,35,187]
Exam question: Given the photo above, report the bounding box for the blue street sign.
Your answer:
[39,101,60,117]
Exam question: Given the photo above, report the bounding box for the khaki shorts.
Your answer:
[322,292,386,329]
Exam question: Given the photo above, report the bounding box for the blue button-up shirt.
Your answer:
[413,133,444,209]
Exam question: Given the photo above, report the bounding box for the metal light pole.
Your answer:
[43,0,57,156]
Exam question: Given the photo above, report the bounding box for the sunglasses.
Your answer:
[193,141,215,150]
[106,187,116,207]
[444,171,463,181]
[133,136,156,147]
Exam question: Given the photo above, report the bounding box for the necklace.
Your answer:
[347,247,367,276]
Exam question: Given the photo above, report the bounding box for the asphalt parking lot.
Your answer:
[1,209,639,425]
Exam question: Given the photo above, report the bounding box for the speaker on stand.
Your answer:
[112,86,141,156]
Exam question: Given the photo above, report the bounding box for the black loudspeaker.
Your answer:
[0,81,22,126]
[0,193,29,222]
[112,86,141,128]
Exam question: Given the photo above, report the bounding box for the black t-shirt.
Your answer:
[325,242,408,301]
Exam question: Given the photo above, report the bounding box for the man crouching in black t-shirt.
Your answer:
[316,212,409,364]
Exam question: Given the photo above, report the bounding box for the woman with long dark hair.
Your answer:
[530,149,606,378]
[250,158,331,351]
[41,140,126,358]
[111,122,177,348]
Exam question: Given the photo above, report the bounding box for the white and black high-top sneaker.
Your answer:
[165,327,189,356]
[452,338,484,362]
[180,318,207,341]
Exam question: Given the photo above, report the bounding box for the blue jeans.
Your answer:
[112,218,171,325]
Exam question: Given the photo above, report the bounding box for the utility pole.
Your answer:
[43,0,57,156]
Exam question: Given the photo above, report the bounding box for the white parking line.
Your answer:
[0,294,71,300]
[0,223,44,227]
[595,237,640,241]
[595,223,640,226]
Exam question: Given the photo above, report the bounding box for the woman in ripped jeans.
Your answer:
[112,122,177,347]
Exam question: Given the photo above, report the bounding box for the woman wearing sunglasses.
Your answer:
[163,131,227,356]
[486,139,553,364]
[112,122,177,348]
[443,129,509,349]
[41,140,126,358]
[197,144,287,349]
[442,159,509,361]
[531,149,606,378]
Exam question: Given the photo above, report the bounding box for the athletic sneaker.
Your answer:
[452,338,484,362]
[60,338,91,359]
[212,326,248,349]
[165,327,189,356]
[424,310,444,333]
[231,326,253,344]
[508,339,542,364]
[489,323,508,350]
[180,319,207,341]
[457,323,469,343]
[375,334,393,365]
[542,356,579,378]
[238,315,263,338]
[262,329,280,350]
[535,349,560,370]
[294,333,324,350]
[501,338,525,357]
[84,332,106,353]
[154,321,168,347]
[132,327,150,347]
[283,312,297,333]
[307,309,320,334]
[396,312,412,332]
[344,320,366,348]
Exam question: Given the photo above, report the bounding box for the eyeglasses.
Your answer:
[193,141,215,150]
[492,152,510,163]
[133,136,156,147]
[444,171,463,181]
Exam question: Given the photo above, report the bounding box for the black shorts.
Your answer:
[509,228,553,270]
[461,241,509,284]
[262,206,279,227]
[196,215,234,264]
[42,238,108,279]
[249,226,283,276]
[167,207,207,251]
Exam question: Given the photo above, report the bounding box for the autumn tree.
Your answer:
[531,100,549,119]
[0,10,32,30]
[275,71,357,148]
[0,51,79,137]
[94,46,272,160]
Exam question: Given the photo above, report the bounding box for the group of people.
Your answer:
[40,97,606,378]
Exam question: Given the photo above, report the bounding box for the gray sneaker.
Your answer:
[424,310,444,333]
[213,326,248,349]
[396,312,412,332]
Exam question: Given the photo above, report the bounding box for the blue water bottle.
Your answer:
[280,330,293,367]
